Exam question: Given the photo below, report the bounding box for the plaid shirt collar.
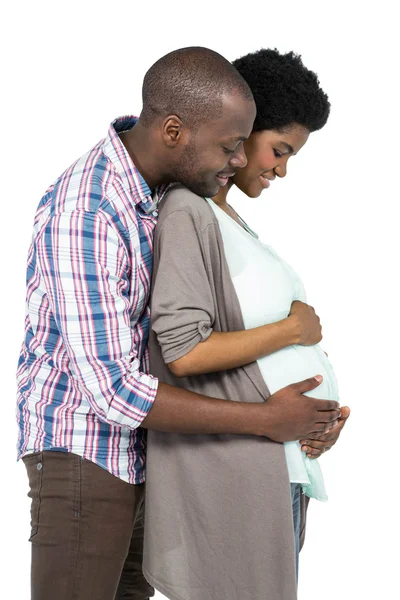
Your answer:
[103,115,169,212]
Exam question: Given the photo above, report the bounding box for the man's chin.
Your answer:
[185,181,218,198]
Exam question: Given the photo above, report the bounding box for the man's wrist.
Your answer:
[241,402,276,438]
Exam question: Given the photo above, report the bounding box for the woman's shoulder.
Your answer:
[158,184,215,229]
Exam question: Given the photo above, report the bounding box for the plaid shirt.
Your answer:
[17,116,168,483]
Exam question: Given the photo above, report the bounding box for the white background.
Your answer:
[1,1,398,598]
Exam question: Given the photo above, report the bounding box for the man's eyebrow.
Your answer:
[226,136,247,143]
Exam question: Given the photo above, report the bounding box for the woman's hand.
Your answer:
[288,300,322,346]
[300,406,351,458]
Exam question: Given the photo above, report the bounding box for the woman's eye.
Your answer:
[273,149,283,158]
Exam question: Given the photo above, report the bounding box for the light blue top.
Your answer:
[207,199,340,501]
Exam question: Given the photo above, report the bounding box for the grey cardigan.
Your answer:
[143,185,308,600]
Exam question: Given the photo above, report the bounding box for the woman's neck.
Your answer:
[210,180,247,229]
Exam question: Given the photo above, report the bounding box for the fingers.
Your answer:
[315,409,341,424]
[291,375,324,394]
[289,300,304,312]
[323,421,337,434]
[300,407,351,455]
[300,428,337,445]
[309,418,338,435]
[324,420,339,433]
[304,447,323,458]
[303,409,349,442]
[301,439,331,459]
[317,399,341,411]
[306,448,329,459]
[340,406,351,419]
[301,439,327,453]
[307,424,329,434]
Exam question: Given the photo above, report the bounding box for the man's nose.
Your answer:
[230,144,248,169]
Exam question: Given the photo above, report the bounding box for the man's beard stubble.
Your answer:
[173,140,216,198]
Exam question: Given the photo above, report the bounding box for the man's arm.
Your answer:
[141,377,341,443]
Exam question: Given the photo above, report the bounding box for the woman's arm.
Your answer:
[169,301,321,377]
[152,202,322,379]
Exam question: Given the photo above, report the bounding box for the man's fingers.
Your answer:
[301,439,332,458]
[315,409,341,424]
[307,449,329,459]
[300,408,351,445]
[333,416,348,432]
[300,430,336,445]
[304,447,323,457]
[317,399,341,411]
[292,376,324,395]
[307,425,327,434]
[340,406,351,419]
[308,411,348,439]
[301,439,326,451]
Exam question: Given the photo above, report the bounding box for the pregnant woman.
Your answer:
[143,49,349,600]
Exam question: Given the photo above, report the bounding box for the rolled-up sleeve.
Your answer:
[36,209,158,429]
[151,210,215,363]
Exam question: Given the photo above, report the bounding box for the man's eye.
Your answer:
[223,147,235,154]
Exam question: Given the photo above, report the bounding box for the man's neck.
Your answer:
[120,122,167,190]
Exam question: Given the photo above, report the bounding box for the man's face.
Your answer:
[173,93,256,197]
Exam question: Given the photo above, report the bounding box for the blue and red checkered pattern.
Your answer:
[17,116,167,483]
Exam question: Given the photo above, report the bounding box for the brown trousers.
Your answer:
[23,451,154,600]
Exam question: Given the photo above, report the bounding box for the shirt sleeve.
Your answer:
[151,209,215,364]
[36,209,158,429]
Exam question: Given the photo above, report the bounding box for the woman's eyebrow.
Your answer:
[278,142,295,154]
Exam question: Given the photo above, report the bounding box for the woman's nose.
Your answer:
[274,162,287,178]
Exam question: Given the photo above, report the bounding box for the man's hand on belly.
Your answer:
[259,376,341,442]
[300,406,351,458]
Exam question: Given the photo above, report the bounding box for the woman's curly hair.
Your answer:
[233,48,330,133]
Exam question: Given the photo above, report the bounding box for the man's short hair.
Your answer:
[141,47,254,128]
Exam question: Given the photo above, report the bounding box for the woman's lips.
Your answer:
[259,175,271,189]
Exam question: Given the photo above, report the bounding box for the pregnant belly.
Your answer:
[257,344,339,400]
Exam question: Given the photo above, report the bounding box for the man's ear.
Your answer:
[162,115,185,147]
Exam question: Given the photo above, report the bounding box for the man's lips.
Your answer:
[216,171,235,178]
[216,172,235,186]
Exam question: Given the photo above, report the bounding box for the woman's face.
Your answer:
[232,123,310,198]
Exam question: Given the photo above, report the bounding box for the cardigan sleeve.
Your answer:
[151,209,216,364]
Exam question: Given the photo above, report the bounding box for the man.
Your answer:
[17,47,345,600]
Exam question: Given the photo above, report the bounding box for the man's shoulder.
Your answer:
[48,142,112,217]
[158,184,214,226]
